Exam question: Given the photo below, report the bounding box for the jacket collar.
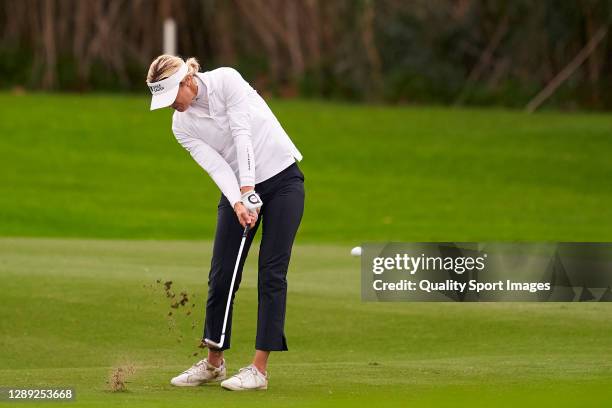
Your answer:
[184,71,215,118]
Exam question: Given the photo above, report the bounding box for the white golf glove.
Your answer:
[241,190,263,213]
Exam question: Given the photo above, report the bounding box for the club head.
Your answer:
[203,337,223,349]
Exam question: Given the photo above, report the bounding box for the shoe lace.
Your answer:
[184,359,207,374]
[239,366,255,374]
[237,365,265,379]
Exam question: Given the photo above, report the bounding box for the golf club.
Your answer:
[203,223,251,349]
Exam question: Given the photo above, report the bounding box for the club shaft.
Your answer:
[215,224,250,347]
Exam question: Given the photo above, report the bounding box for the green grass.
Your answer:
[1,93,611,242]
[0,237,611,407]
[1,94,612,406]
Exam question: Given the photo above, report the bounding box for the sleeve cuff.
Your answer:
[226,191,242,209]
[239,177,256,188]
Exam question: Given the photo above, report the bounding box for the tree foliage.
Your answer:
[0,0,610,109]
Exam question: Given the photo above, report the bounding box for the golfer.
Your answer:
[146,55,305,391]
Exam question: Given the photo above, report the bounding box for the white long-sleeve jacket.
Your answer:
[171,67,303,208]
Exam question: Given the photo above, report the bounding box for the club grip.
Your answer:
[243,224,250,237]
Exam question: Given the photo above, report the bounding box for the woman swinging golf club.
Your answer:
[146,55,305,391]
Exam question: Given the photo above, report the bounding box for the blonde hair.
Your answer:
[146,55,200,83]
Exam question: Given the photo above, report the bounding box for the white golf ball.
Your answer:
[350,246,362,257]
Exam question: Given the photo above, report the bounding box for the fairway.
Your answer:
[1,238,611,407]
[1,94,612,406]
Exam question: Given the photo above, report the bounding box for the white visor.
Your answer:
[147,61,188,110]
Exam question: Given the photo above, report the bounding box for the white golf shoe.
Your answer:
[220,364,268,391]
[170,358,227,386]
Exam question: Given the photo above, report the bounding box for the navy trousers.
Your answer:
[203,162,305,351]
